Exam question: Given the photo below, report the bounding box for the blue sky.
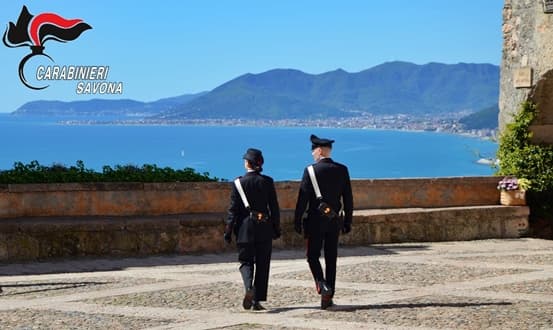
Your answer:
[0,1,504,113]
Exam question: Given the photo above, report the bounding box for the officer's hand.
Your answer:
[224,232,232,244]
[273,225,282,240]
[342,222,351,234]
[294,220,302,235]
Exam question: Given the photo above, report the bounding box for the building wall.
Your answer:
[500,0,553,142]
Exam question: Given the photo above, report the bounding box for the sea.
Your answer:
[0,114,498,181]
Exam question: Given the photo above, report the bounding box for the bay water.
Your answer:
[0,114,497,181]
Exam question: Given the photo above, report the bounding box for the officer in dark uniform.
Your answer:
[225,148,281,311]
[294,134,353,309]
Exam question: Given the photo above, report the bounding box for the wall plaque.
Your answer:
[514,67,533,88]
[543,0,553,13]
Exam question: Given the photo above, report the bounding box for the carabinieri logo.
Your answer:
[3,6,92,90]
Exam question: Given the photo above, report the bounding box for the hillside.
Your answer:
[158,61,499,119]
[12,92,207,116]
[459,104,499,129]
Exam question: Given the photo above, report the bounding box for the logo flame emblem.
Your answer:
[3,6,92,90]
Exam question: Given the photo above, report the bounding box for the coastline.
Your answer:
[55,117,498,141]
[1,112,497,141]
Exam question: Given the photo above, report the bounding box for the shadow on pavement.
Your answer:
[0,244,431,276]
[268,301,512,314]
[0,281,110,296]
[328,301,513,312]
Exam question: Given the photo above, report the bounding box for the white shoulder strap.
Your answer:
[307,165,322,199]
[234,178,250,209]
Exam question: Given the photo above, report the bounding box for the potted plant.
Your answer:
[497,176,531,206]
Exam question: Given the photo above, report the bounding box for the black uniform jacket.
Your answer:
[294,158,353,233]
[227,171,280,244]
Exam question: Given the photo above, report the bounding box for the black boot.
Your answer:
[242,288,254,310]
[252,300,266,311]
[318,281,333,310]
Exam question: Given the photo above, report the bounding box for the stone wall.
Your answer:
[0,177,531,261]
[1,177,501,218]
[500,0,553,141]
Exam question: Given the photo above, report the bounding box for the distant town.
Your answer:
[59,111,497,141]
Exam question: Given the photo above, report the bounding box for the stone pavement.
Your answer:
[1,238,553,329]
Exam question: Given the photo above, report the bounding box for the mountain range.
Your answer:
[13,61,499,122]
[159,61,499,120]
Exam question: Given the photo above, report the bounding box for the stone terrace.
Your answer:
[1,238,553,329]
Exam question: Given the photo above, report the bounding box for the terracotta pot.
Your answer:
[500,189,526,206]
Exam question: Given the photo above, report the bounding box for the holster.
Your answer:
[317,200,338,220]
[250,210,269,223]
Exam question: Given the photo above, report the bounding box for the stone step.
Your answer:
[347,205,530,244]
[0,205,529,262]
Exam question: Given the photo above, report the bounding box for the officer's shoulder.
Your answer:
[326,160,349,173]
[313,159,347,168]
[332,161,349,169]
[260,174,275,183]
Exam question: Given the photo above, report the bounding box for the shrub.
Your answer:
[496,102,553,192]
[496,101,553,237]
[0,160,219,184]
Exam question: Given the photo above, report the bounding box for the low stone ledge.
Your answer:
[345,205,530,244]
[0,213,228,261]
[353,205,529,219]
[0,205,530,262]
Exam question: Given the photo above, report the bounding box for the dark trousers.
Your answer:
[238,240,272,301]
[306,222,339,296]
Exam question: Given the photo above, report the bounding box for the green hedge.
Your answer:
[0,160,219,184]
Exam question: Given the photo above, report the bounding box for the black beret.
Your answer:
[310,134,334,150]
[243,148,264,166]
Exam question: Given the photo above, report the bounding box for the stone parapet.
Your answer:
[0,177,500,219]
[0,176,530,262]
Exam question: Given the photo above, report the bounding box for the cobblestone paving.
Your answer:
[1,238,553,329]
[483,279,553,294]
[88,282,373,312]
[276,261,531,285]
[0,309,173,329]
[451,254,553,265]
[0,277,165,299]
[307,295,553,329]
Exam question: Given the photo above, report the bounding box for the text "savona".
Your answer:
[76,81,123,94]
[35,65,123,95]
